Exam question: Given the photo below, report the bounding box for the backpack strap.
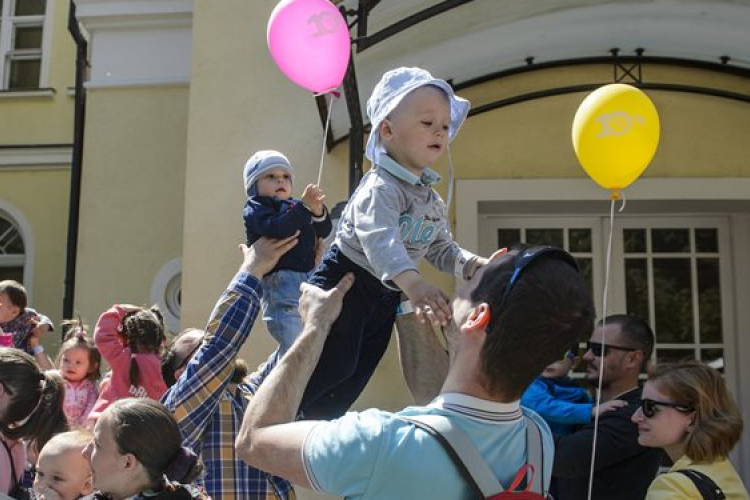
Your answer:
[398,414,546,498]
[678,469,726,500]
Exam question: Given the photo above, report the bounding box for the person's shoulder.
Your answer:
[646,469,699,498]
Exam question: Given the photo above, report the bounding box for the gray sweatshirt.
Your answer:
[335,154,478,290]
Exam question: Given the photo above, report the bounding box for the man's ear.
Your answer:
[122,452,138,471]
[464,303,491,332]
[626,350,645,371]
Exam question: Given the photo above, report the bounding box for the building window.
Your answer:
[0,214,25,282]
[481,215,732,374]
[0,0,47,90]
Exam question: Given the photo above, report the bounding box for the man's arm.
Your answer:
[162,236,298,446]
[235,274,355,486]
[394,305,448,405]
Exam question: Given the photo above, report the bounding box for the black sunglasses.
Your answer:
[586,341,638,357]
[496,245,580,313]
[641,398,694,418]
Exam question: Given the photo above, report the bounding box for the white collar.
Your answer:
[428,392,523,423]
[377,154,441,187]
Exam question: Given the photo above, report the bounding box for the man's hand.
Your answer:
[301,183,326,216]
[298,273,354,331]
[240,233,299,278]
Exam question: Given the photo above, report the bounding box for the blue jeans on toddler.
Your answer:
[261,269,312,354]
[299,245,400,420]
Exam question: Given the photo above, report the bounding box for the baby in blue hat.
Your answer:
[300,67,492,419]
[242,150,332,353]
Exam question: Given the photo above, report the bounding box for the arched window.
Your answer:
[0,214,25,282]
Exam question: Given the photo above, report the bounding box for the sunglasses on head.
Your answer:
[640,398,694,418]
[586,341,638,357]
[562,349,577,362]
[496,245,579,313]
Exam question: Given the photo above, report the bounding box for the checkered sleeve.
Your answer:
[162,271,263,449]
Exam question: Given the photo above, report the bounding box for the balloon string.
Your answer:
[586,196,617,500]
[446,143,455,210]
[317,91,338,187]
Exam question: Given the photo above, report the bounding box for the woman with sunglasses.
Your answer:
[632,360,748,499]
[0,348,67,497]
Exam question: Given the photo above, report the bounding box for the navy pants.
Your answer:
[300,245,400,419]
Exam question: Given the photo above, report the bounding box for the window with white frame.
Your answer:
[0,0,48,90]
[0,213,25,283]
[479,215,733,373]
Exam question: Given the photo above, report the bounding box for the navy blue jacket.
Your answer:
[243,196,332,274]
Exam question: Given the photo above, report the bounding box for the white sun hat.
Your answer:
[365,67,471,165]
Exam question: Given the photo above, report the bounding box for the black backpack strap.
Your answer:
[678,469,726,500]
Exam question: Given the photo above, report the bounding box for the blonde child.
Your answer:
[33,430,94,500]
[89,305,167,422]
[300,67,491,418]
[54,321,101,428]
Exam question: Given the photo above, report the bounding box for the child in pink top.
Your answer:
[89,305,167,422]
[54,320,101,428]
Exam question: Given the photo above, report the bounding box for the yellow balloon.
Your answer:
[572,84,660,191]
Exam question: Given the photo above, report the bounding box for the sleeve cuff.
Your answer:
[230,271,263,298]
[302,423,326,492]
[455,249,478,279]
[311,205,329,222]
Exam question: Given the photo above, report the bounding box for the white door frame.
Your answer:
[456,177,750,481]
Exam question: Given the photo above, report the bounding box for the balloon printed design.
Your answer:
[572,84,660,192]
[267,0,351,94]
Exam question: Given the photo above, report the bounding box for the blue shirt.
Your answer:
[302,393,554,500]
[521,376,592,437]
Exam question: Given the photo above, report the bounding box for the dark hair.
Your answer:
[0,348,69,449]
[0,280,27,310]
[107,398,203,485]
[650,361,743,462]
[121,306,166,387]
[161,328,203,387]
[230,359,249,384]
[56,319,101,381]
[470,248,595,399]
[597,314,654,368]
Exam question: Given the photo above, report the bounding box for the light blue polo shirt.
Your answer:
[302,393,554,500]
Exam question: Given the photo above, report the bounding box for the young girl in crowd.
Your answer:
[33,430,95,500]
[55,321,101,428]
[89,305,167,422]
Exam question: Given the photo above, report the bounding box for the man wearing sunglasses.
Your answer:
[237,246,594,500]
[553,314,664,500]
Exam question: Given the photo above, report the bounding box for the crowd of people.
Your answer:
[0,65,747,500]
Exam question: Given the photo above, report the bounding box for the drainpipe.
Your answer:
[63,0,87,321]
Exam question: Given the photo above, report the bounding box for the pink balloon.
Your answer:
[267,0,351,94]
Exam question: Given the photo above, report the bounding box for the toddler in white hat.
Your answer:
[299,67,492,419]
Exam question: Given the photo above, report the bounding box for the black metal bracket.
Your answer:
[612,47,644,83]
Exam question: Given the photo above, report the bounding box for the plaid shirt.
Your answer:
[162,271,294,500]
